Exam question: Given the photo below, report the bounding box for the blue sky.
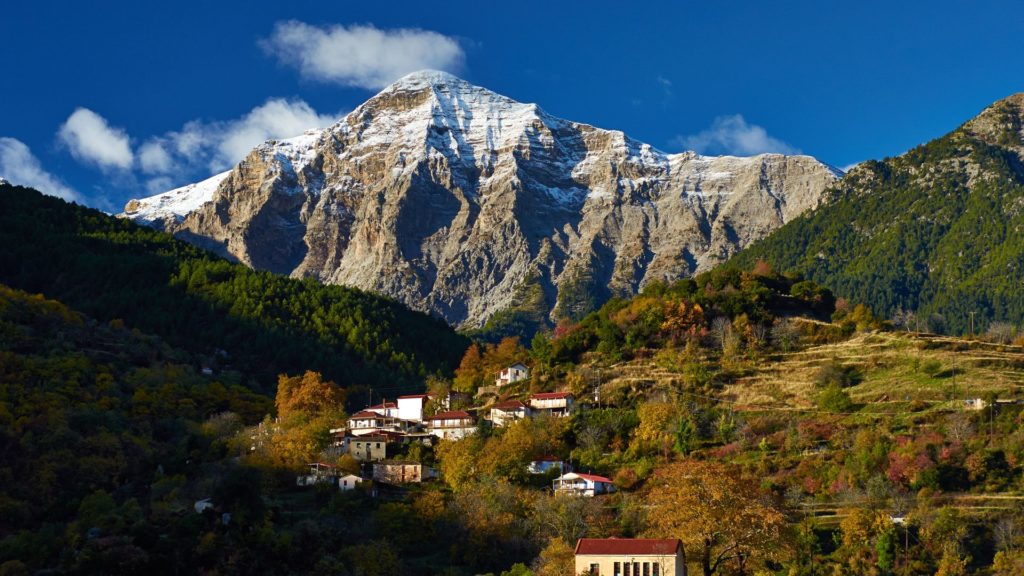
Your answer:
[1,0,1022,210]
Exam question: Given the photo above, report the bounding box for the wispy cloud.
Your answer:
[57,108,134,170]
[0,137,82,203]
[261,21,465,89]
[656,75,673,96]
[142,97,340,180]
[672,114,800,156]
[52,97,339,202]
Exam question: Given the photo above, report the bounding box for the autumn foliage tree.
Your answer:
[453,337,531,392]
[254,371,348,466]
[275,371,347,420]
[645,461,789,576]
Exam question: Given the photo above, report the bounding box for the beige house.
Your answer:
[489,399,531,427]
[426,410,477,440]
[529,391,574,417]
[339,434,397,462]
[575,538,684,576]
[372,460,437,484]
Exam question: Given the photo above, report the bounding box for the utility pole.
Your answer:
[991,400,995,439]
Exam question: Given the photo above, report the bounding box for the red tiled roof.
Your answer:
[491,400,527,410]
[350,410,382,419]
[569,472,612,483]
[530,391,572,400]
[427,410,473,421]
[575,538,681,556]
[533,455,563,462]
[397,394,431,399]
[367,401,397,409]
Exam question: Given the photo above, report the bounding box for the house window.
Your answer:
[642,563,649,576]
[589,563,599,575]
[614,562,621,576]
[652,564,659,576]
[376,443,381,448]
[624,563,630,576]
[633,562,640,575]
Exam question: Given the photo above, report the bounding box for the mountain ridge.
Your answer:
[730,92,1024,334]
[123,70,842,333]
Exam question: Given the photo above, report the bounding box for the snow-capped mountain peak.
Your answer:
[122,72,841,328]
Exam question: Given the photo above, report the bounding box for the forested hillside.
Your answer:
[731,94,1024,335]
[0,183,468,396]
[0,284,275,572]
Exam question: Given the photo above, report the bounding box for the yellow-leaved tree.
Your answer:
[645,460,789,576]
[265,371,347,466]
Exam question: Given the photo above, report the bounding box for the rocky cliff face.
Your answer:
[124,70,840,329]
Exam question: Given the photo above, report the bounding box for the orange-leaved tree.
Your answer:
[645,460,789,576]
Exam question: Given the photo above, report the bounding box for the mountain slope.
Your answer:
[731,93,1024,333]
[123,70,841,334]
[0,283,271,551]
[0,183,467,394]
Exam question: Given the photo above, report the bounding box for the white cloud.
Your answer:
[0,137,82,202]
[150,97,339,175]
[57,108,134,170]
[656,75,673,96]
[673,114,800,156]
[262,21,465,89]
[138,141,173,174]
[143,175,174,195]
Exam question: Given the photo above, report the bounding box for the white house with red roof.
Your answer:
[397,394,432,422]
[365,401,400,418]
[489,399,532,427]
[347,410,406,436]
[574,538,684,576]
[426,410,477,440]
[496,363,530,387]
[529,391,575,417]
[554,472,615,496]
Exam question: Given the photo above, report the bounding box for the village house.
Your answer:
[338,474,364,492]
[528,455,564,475]
[426,410,477,440]
[489,399,531,427]
[346,410,406,436]
[365,401,400,418]
[296,462,340,486]
[496,363,530,387]
[372,460,437,484]
[554,472,615,496]
[397,393,432,422]
[529,391,575,417]
[336,433,400,462]
[574,538,684,576]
